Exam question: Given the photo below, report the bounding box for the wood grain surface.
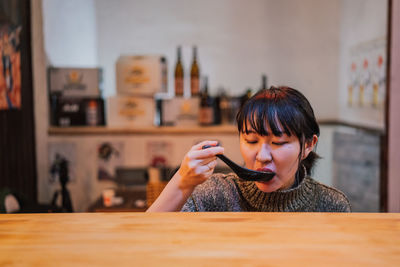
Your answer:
[0,212,399,266]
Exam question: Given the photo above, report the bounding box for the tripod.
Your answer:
[51,155,73,212]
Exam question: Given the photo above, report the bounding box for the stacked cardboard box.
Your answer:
[48,67,105,126]
[107,55,167,127]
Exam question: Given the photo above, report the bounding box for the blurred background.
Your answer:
[1,0,399,213]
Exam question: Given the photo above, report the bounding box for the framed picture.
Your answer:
[0,0,36,203]
[0,0,25,110]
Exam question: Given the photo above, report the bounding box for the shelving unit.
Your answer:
[48,120,384,136]
[48,125,238,136]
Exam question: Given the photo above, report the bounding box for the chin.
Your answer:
[255,181,280,193]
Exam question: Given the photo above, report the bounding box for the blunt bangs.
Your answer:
[238,98,300,138]
[237,87,319,141]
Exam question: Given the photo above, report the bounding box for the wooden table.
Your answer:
[1,213,399,266]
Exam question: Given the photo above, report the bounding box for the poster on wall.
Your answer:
[97,142,124,181]
[0,0,22,110]
[146,141,173,167]
[347,37,386,109]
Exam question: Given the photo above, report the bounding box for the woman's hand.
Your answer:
[146,140,223,212]
[177,140,224,191]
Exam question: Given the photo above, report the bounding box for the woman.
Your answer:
[147,86,351,212]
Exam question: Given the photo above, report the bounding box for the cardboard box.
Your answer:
[116,55,167,96]
[48,67,102,97]
[106,96,155,127]
[159,97,200,126]
[50,96,105,127]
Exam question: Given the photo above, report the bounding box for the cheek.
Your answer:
[283,146,300,160]
[273,145,300,167]
[276,146,300,171]
[240,144,256,165]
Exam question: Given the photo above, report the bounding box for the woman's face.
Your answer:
[239,121,313,192]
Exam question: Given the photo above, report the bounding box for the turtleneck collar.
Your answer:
[235,176,315,212]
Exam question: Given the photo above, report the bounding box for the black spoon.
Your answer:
[202,145,275,182]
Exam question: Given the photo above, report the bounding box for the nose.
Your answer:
[256,143,272,163]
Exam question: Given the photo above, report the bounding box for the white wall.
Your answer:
[42,0,98,66]
[311,0,388,192]
[95,0,341,120]
[313,126,336,186]
[40,0,342,118]
[35,0,98,204]
[337,0,388,129]
[32,0,50,204]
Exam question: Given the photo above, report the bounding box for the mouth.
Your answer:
[255,167,275,184]
[256,167,274,173]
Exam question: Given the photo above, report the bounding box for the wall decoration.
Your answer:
[97,142,124,181]
[0,0,23,110]
[0,0,36,202]
[146,141,172,167]
[347,38,386,109]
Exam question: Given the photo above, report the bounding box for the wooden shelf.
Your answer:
[48,120,384,136]
[48,125,238,136]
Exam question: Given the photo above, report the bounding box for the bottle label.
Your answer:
[175,78,184,96]
[191,77,199,96]
[198,107,213,125]
[86,101,98,126]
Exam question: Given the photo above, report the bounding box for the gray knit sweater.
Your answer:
[181,173,351,212]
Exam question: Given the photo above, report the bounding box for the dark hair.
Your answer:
[236,86,320,175]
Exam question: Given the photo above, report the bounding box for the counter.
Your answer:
[1,212,399,266]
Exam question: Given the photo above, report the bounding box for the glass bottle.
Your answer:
[260,74,268,90]
[190,46,200,96]
[198,76,213,126]
[174,46,184,96]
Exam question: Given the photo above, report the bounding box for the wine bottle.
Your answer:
[240,88,252,107]
[174,46,184,96]
[219,90,231,125]
[160,56,168,93]
[190,46,200,96]
[260,74,268,90]
[198,76,213,126]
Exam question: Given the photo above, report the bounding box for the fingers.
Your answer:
[192,140,219,150]
[203,168,215,178]
[200,157,217,166]
[186,157,216,170]
[188,142,224,160]
[203,159,217,170]
[188,149,222,161]
[191,159,218,176]
[178,141,222,189]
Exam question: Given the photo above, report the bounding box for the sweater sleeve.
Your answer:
[180,173,240,212]
[181,196,198,212]
[329,192,352,212]
[316,184,352,212]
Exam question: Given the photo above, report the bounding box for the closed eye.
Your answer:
[245,140,258,144]
[272,142,288,146]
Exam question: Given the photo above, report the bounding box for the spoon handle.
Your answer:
[202,144,275,182]
[215,154,240,172]
[202,145,246,174]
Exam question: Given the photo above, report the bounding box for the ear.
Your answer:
[302,135,318,159]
